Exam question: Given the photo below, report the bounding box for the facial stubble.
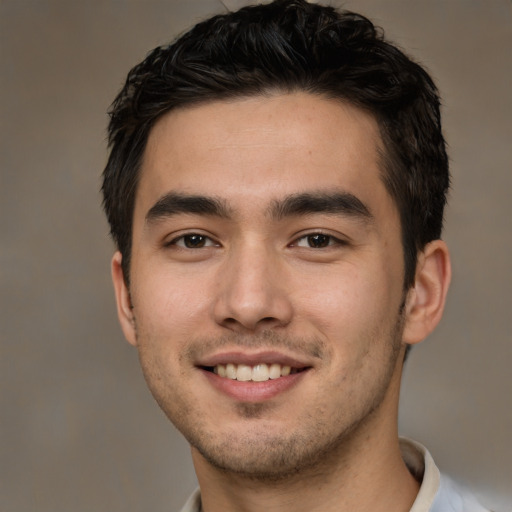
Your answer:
[134,303,406,484]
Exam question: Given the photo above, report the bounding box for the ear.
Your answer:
[402,240,451,345]
[111,251,137,346]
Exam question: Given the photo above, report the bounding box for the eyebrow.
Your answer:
[269,192,373,223]
[144,190,373,225]
[145,192,232,223]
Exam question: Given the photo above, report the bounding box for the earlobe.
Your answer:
[403,240,451,345]
[111,251,137,346]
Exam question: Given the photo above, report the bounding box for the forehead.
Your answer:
[136,93,390,220]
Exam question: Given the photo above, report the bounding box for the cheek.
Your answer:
[295,262,401,351]
[296,267,379,325]
[131,266,214,345]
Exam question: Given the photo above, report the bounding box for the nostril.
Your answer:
[221,316,280,330]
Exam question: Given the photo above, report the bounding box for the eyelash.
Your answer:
[293,233,346,249]
[166,232,346,250]
[167,233,219,249]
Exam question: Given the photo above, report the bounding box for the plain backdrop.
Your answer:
[1,1,511,511]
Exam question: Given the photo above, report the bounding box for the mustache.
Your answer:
[183,330,327,362]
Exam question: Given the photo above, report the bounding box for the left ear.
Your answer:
[402,239,451,345]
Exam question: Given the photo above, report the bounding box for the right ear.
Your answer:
[111,251,137,346]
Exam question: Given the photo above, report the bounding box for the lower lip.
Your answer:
[200,368,308,402]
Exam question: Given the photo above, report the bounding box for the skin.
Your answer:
[112,93,451,512]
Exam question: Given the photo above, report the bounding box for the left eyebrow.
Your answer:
[269,192,374,223]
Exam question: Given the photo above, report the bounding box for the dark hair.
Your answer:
[102,0,449,288]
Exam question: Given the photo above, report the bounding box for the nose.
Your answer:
[213,242,293,332]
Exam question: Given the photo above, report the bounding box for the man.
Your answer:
[102,1,489,511]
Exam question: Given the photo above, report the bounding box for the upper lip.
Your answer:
[196,350,313,369]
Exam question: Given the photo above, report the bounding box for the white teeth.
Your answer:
[236,364,252,381]
[212,363,296,381]
[252,364,269,382]
[269,363,282,379]
[226,363,237,379]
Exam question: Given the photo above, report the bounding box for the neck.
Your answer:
[191,368,419,512]
[194,439,418,512]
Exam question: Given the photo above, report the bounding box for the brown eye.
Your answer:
[183,234,207,248]
[307,234,331,248]
[294,233,344,249]
[169,233,217,249]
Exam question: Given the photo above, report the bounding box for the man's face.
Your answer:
[114,93,411,478]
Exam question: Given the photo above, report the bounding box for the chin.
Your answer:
[188,418,354,483]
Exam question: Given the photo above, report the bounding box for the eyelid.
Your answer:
[165,231,220,248]
[290,230,348,248]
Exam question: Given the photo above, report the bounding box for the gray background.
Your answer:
[1,1,511,511]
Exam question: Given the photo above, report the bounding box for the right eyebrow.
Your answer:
[145,192,233,224]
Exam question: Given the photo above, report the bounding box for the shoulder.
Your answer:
[401,438,491,512]
[431,475,492,512]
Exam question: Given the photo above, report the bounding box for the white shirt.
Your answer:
[179,438,490,512]
[401,438,489,512]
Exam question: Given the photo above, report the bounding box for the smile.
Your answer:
[199,355,311,401]
[209,363,303,382]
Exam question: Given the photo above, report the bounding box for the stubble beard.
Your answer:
[137,311,406,484]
